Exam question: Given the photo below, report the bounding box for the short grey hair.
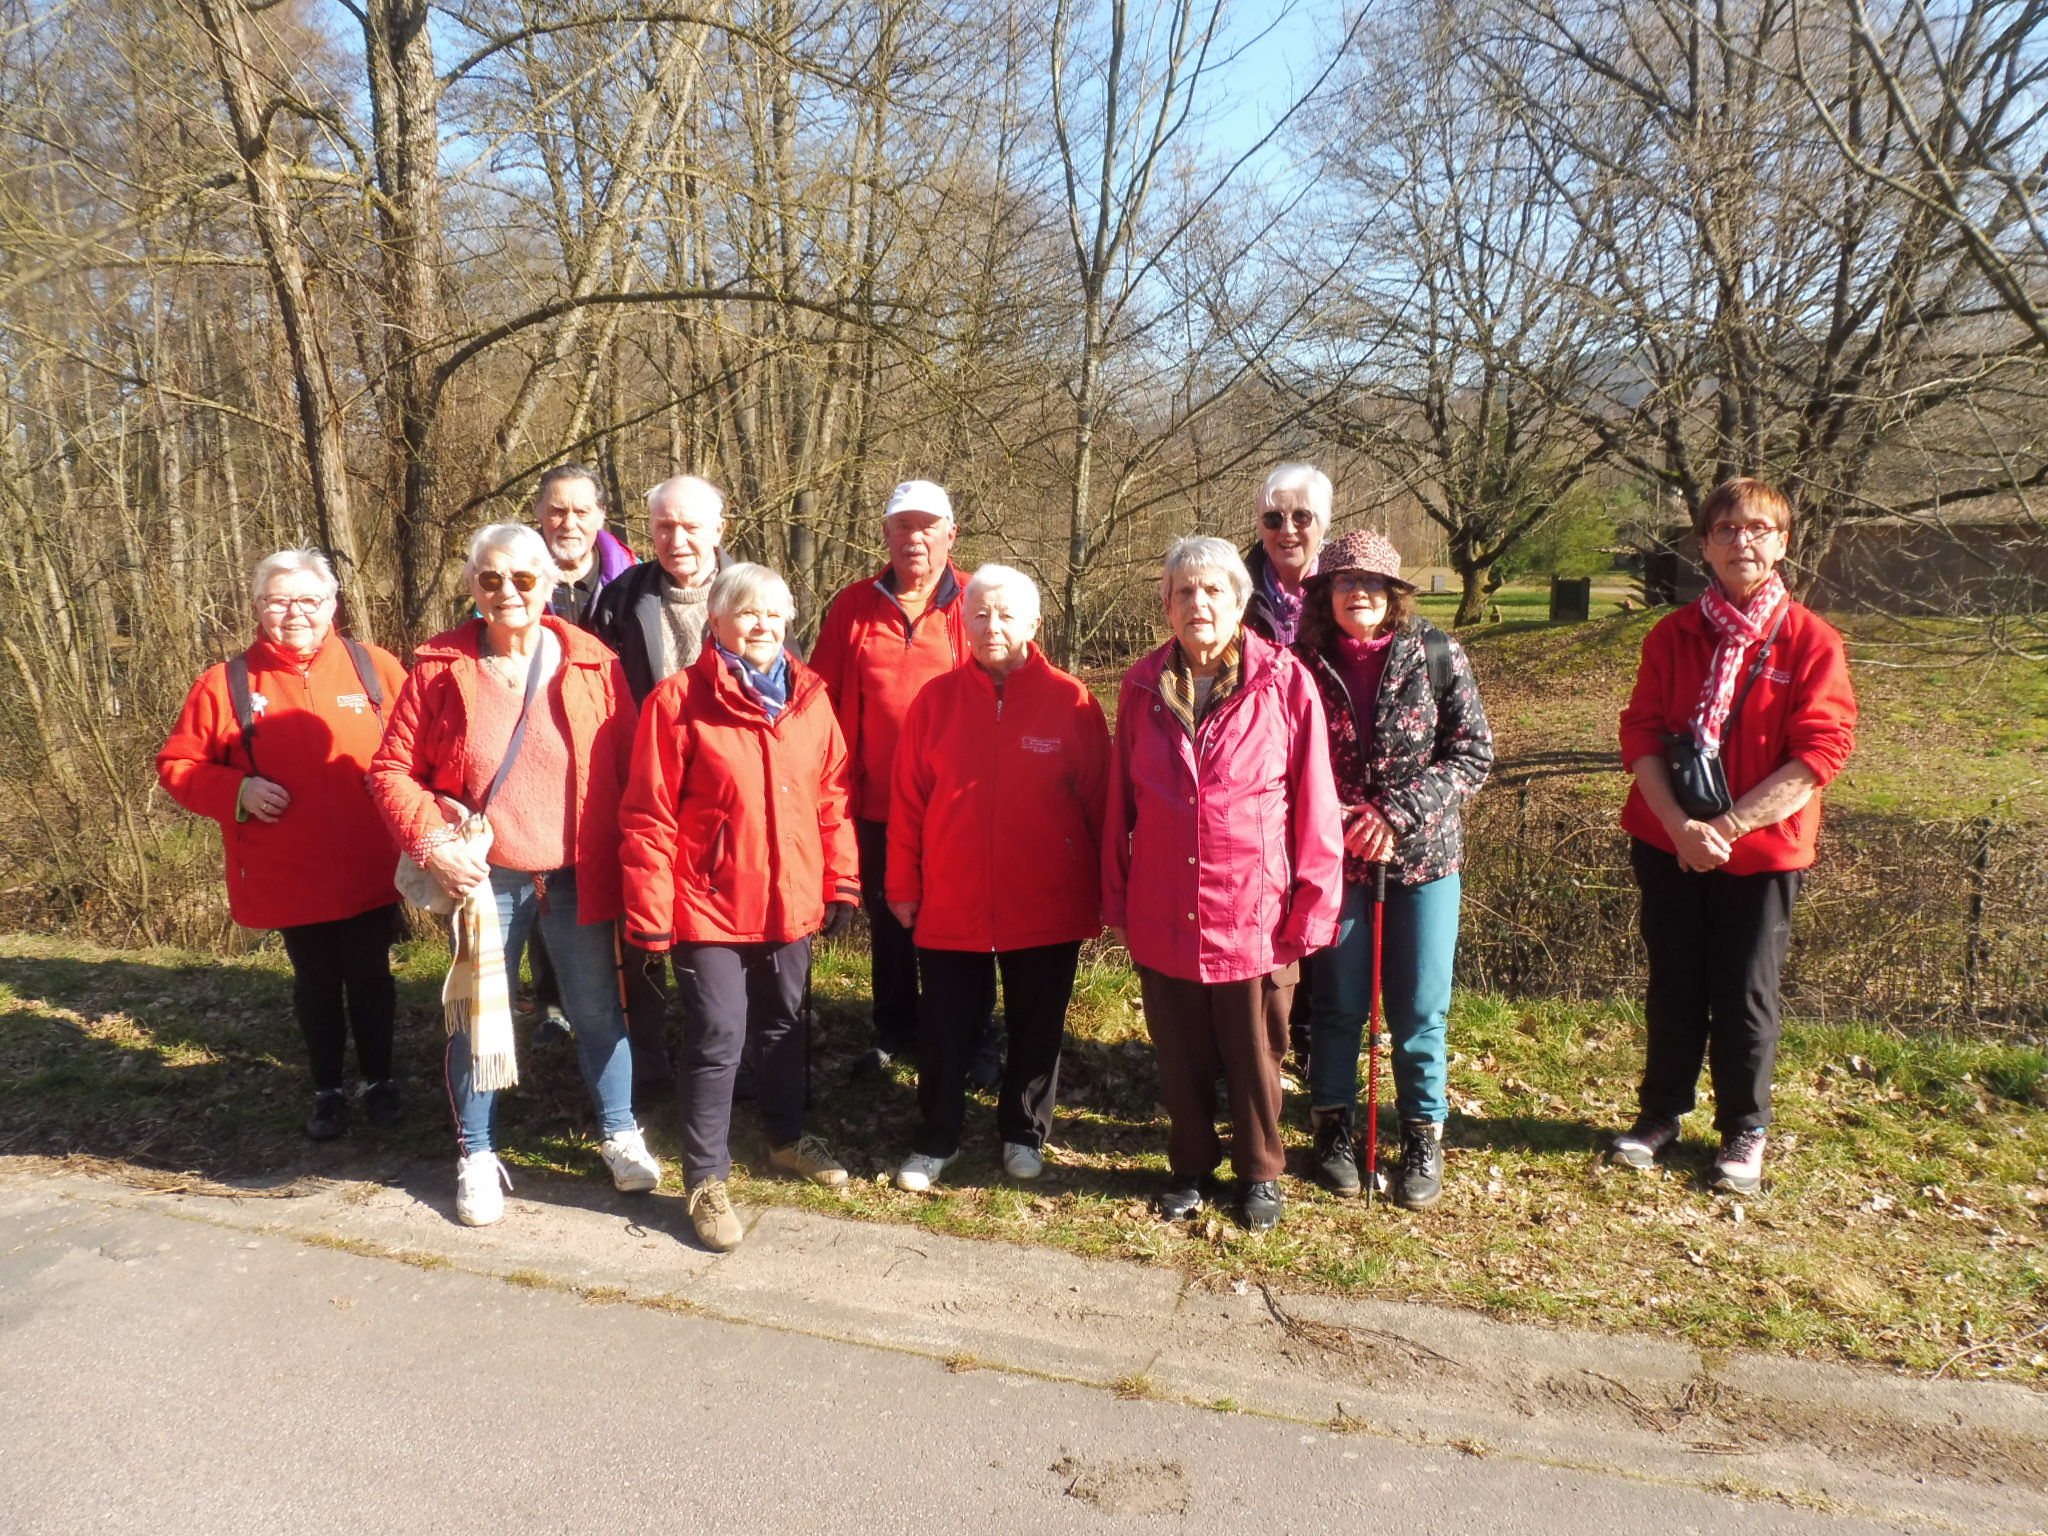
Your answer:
[646,475,726,523]
[1159,536,1252,606]
[465,522,561,586]
[962,563,1041,622]
[1259,463,1333,532]
[706,562,793,622]
[250,548,338,606]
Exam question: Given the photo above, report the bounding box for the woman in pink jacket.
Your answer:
[1103,536,1344,1233]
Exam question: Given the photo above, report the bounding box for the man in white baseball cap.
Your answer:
[810,479,983,1075]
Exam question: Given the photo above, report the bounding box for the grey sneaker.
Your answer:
[1001,1142,1044,1180]
[896,1151,955,1192]
[1711,1128,1767,1194]
[1611,1115,1682,1169]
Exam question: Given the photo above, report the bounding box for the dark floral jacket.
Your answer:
[1293,619,1493,887]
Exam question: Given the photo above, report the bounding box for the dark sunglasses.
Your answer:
[476,569,541,594]
[1261,509,1317,531]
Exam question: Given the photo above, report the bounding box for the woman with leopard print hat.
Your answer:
[1292,529,1493,1210]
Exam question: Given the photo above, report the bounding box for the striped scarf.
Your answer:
[443,850,518,1092]
[1692,573,1788,754]
[1159,639,1242,739]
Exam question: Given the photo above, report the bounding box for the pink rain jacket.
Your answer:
[1102,629,1344,984]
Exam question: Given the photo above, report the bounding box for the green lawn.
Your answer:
[4,928,2042,1383]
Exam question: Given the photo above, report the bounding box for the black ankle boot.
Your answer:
[1312,1109,1361,1196]
[1396,1121,1444,1210]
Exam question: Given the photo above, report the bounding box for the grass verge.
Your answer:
[3,929,2042,1384]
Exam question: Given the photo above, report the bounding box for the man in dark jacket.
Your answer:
[535,463,637,625]
[587,475,729,704]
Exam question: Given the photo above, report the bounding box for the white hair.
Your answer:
[250,548,338,606]
[1259,463,1333,532]
[706,562,794,622]
[465,522,561,585]
[1159,536,1252,606]
[962,563,1041,622]
[646,475,726,523]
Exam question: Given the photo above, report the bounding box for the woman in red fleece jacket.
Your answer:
[157,549,408,1141]
[1612,479,1857,1195]
[885,565,1111,1191]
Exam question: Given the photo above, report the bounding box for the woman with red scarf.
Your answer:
[1612,479,1857,1194]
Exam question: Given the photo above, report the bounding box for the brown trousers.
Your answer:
[1137,963,1297,1183]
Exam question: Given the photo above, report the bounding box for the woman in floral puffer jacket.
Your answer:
[1292,529,1492,1211]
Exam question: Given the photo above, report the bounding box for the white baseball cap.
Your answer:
[885,479,954,523]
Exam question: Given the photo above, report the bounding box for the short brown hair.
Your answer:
[1296,577,1416,655]
[1693,477,1793,541]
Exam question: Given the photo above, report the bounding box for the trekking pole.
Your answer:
[1363,860,1387,1206]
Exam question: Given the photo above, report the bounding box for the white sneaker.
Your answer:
[895,1151,955,1192]
[1002,1142,1045,1180]
[456,1150,510,1226]
[600,1126,661,1193]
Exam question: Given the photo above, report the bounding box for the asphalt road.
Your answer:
[0,1191,1956,1536]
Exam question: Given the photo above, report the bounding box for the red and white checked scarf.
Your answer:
[1691,573,1788,754]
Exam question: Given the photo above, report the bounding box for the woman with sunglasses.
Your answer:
[370,523,659,1226]
[1244,464,1332,647]
[157,548,409,1141]
[1611,479,1855,1195]
[1291,530,1492,1210]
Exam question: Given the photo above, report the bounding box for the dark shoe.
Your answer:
[531,1005,572,1049]
[1313,1110,1361,1197]
[967,1029,1004,1091]
[1611,1114,1682,1169]
[1711,1128,1767,1194]
[850,1046,893,1078]
[362,1079,404,1128]
[306,1090,348,1141]
[1154,1178,1207,1221]
[1395,1121,1444,1210]
[1240,1180,1284,1232]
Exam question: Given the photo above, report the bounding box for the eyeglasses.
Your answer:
[1707,521,1785,547]
[475,570,542,594]
[258,595,332,614]
[1331,572,1389,595]
[1261,509,1316,531]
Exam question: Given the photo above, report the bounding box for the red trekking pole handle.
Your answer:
[1363,861,1387,1204]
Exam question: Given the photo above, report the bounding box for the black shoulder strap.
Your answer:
[1725,603,1791,735]
[226,653,259,773]
[1420,623,1453,704]
[339,636,385,719]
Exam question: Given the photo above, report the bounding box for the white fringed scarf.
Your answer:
[441,815,518,1091]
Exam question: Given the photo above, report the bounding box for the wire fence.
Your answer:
[1459,782,2048,1034]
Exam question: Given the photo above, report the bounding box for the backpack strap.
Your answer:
[1420,622,1453,705]
[339,636,385,720]
[225,652,259,774]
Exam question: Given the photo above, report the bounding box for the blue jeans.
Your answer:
[450,865,635,1154]
[1306,874,1461,1125]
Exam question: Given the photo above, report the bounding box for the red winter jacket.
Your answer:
[157,633,407,930]
[807,563,968,820]
[886,648,1112,953]
[367,618,636,923]
[1619,599,1858,874]
[619,646,861,948]
[1102,630,1344,984]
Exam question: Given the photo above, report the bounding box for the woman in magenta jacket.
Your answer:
[1612,478,1857,1195]
[885,565,1111,1191]
[1103,536,1344,1233]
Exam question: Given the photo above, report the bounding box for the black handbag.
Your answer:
[1662,605,1788,821]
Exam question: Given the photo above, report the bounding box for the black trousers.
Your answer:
[1632,838,1802,1134]
[855,818,919,1053]
[277,904,399,1093]
[914,942,1081,1158]
[670,937,810,1185]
